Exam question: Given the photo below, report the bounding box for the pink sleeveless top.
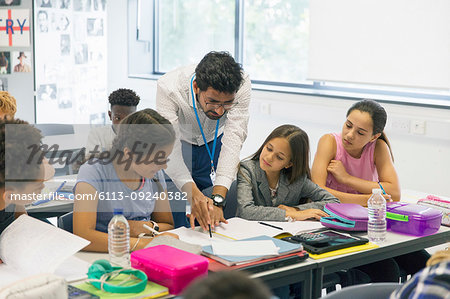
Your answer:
[326,133,378,194]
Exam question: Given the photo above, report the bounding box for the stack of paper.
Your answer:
[0,215,90,288]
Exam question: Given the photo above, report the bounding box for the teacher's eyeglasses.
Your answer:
[204,101,238,110]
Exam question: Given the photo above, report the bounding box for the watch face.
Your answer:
[213,195,223,203]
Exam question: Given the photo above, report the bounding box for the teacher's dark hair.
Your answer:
[195,51,243,94]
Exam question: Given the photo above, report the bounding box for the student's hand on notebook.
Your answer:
[326,160,349,184]
[286,209,329,221]
[278,205,298,212]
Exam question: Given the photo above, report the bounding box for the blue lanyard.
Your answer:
[190,75,220,171]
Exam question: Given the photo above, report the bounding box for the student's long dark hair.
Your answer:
[250,125,311,184]
[347,99,394,161]
[111,108,175,163]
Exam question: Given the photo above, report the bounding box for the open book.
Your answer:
[0,215,90,288]
[212,217,324,240]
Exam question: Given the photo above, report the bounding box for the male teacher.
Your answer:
[156,51,251,229]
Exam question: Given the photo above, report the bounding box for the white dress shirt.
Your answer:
[156,64,251,190]
[85,125,116,158]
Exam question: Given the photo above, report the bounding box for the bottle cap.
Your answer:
[372,188,382,194]
[113,208,124,215]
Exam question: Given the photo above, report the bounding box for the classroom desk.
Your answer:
[75,251,317,299]
[25,174,76,218]
[311,225,450,298]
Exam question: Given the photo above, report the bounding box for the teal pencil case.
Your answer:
[320,203,368,231]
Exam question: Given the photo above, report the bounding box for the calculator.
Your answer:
[282,232,337,245]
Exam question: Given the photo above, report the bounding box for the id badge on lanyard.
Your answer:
[191,75,220,186]
[210,166,216,185]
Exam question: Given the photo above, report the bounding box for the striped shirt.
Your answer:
[156,64,251,190]
[390,261,450,299]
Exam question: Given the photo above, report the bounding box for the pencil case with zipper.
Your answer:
[320,203,368,231]
[386,202,442,236]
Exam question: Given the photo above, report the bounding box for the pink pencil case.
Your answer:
[131,245,208,295]
[320,203,369,231]
[417,195,450,226]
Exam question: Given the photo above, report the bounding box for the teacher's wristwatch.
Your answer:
[211,194,226,208]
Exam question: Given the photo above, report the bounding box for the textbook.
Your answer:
[0,215,90,288]
[201,235,303,266]
[212,217,324,240]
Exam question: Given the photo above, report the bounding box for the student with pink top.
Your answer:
[311,99,428,283]
[312,99,400,205]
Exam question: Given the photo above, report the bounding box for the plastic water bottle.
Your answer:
[367,188,386,243]
[108,208,130,267]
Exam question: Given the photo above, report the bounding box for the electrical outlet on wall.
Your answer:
[390,118,410,134]
[260,102,271,115]
[411,120,426,135]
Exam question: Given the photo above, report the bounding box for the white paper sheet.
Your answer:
[211,240,279,256]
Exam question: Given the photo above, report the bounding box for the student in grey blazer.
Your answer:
[237,125,339,222]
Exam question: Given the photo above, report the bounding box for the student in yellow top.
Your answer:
[74,109,178,252]
[0,118,55,256]
[0,91,17,119]
[311,99,400,205]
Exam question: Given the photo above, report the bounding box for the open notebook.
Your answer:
[0,215,90,288]
[212,217,324,240]
[168,217,324,246]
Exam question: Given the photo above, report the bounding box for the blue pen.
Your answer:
[32,181,66,206]
[378,181,387,195]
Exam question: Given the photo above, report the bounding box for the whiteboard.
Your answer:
[308,0,450,90]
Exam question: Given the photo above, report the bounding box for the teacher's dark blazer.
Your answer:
[237,159,339,221]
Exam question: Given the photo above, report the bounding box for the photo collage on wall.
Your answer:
[1,2,31,91]
[34,0,107,124]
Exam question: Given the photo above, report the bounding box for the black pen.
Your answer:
[258,221,283,230]
[208,224,212,238]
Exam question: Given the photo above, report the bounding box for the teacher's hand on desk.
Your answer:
[186,184,213,230]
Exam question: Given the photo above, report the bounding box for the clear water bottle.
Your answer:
[367,188,386,243]
[108,208,130,267]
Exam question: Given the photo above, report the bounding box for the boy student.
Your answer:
[0,91,17,118]
[156,51,251,229]
[85,88,140,157]
[0,118,55,237]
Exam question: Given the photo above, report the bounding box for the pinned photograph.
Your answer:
[0,52,10,74]
[74,43,88,64]
[73,0,91,11]
[0,0,21,6]
[87,18,103,36]
[39,0,52,8]
[37,10,49,33]
[53,13,70,32]
[0,78,7,91]
[60,34,71,56]
[59,0,70,9]
[37,84,57,101]
[12,51,31,73]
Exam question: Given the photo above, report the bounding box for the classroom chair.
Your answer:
[320,282,400,299]
[58,211,73,233]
